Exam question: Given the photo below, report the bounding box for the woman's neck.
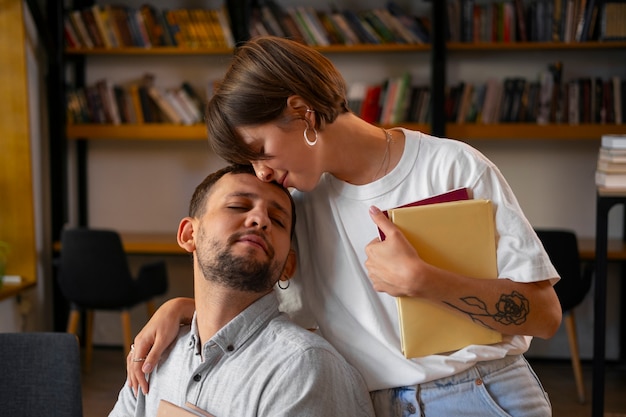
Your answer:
[323,114,405,185]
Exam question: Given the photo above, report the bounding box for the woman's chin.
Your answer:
[287,175,323,192]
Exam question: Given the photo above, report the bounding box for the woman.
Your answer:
[129,36,561,416]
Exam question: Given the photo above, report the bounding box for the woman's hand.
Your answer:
[364,206,425,297]
[366,207,562,339]
[127,297,195,396]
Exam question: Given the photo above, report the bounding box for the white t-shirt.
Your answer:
[279,129,558,391]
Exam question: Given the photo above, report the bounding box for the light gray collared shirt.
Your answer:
[110,292,374,417]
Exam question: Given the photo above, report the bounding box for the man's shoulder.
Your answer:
[266,314,339,354]
[155,325,194,367]
[261,316,364,383]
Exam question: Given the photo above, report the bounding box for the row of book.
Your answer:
[445,74,625,125]
[65,0,624,50]
[64,2,429,49]
[246,1,429,46]
[450,0,625,43]
[347,70,625,126]
[67,70,625,127]
[66,75,208,125]
[595,134,626,190]
[64,4,236,49]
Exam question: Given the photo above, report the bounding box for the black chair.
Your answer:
[57,228,168,370]
[535,229,593,404]
[0,332,83,417]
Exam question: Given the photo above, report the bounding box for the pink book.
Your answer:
[379,187,470,240]
[157,400,215,417]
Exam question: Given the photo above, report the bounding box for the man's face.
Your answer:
[193,173,294,292]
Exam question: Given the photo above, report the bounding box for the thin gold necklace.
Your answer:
[372,128,393,181]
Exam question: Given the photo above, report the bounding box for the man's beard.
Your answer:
[197,230,284,293]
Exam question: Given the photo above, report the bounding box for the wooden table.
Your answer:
[0,280,36,301]
[53,232,186,255]
[578,237,626,261]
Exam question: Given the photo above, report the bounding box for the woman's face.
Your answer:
[237,121,323,192]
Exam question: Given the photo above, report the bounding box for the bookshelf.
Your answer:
[62,41,626,142]
[48,0,626,318]
[50,0,626,230]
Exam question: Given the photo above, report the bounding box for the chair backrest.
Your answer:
[58,228,137,308]
[0,332,83,417]
[535,229,593,312]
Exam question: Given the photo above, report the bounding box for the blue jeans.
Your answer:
[370,355,551,417]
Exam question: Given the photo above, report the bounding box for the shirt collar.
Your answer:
[187,292,282,358]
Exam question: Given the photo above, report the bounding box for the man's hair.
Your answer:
[189,164,296,239]
[205,35,350,165]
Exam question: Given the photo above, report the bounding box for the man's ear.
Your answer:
[280,249,297,281]
[177,217,196,253]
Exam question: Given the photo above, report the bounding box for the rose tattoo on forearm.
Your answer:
[443,291,529,329]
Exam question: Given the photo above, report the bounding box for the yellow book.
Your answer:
[387,199,502,358]
[128,84,144,124]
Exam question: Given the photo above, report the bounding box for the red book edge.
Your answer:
[378,187,471,240]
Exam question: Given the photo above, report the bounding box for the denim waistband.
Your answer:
[419,354,523,390]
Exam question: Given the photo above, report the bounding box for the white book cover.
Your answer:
[595,170,626,188]
[165,89,195,125]
[173,88,203,124]
[148,86,184,124]
[602,134,626,150]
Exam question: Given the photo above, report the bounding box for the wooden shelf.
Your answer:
[67,123,626,141]
[447,41,626,51]
[66,43,431,56]
[65,41,626,56]
[66,46,235,55]
[67,124,207,140]
[317,44,430,53]
[446,124,626,140]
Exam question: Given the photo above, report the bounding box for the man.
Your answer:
[109,164,374,417]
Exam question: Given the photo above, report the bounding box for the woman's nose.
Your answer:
[253,162,273,182]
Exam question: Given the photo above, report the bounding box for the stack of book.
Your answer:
[595,134,626,192]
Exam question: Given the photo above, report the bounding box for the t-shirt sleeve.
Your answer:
[470,156,559,285]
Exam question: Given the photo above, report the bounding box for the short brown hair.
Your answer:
[206,36,349,165]
[189,164,296,239]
